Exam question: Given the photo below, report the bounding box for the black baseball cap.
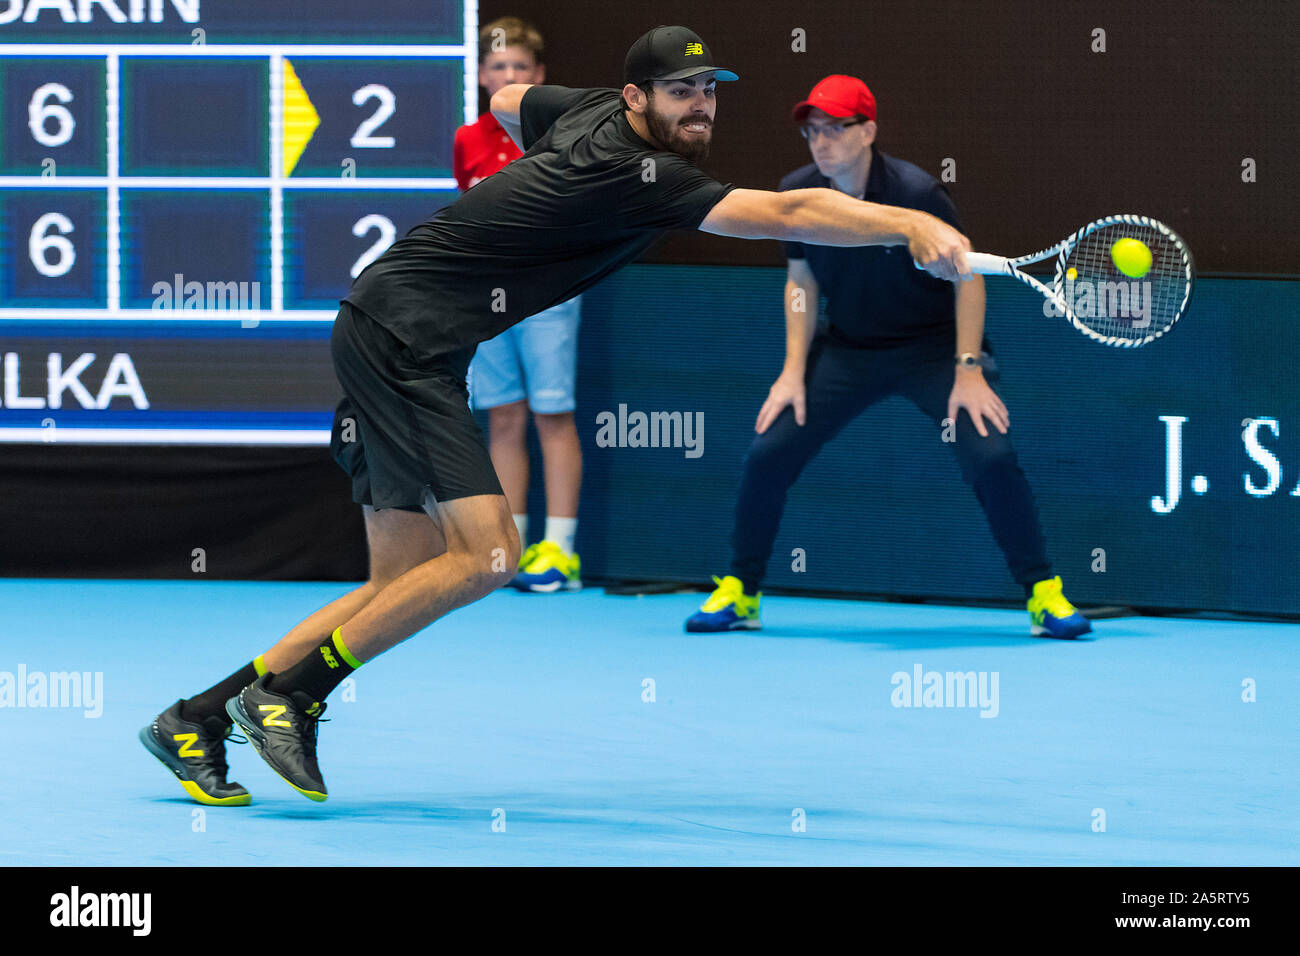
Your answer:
[623,25,739,85]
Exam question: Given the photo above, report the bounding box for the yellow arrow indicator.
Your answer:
[282,58,320,177]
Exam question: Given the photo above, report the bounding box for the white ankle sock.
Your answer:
[512,513,528,544]
[545,516,577,555]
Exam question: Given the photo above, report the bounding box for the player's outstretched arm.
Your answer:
[700,187,972,281]
[490,83,534,150]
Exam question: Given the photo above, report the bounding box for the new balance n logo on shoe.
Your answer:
[259,703,290,727]
[172,732,203,757]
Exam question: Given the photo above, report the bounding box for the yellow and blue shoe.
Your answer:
[685,575,761,632]
[505,542,541,589]
[1028,576,1092,639]
[510,540,581,592]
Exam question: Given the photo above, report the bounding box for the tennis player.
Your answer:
[685,75,1091,640]
[140,27,973,805]
[457,16,585,593]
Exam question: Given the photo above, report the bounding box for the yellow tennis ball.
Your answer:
[1111,237,1152,278]
[1066,267,1078,280]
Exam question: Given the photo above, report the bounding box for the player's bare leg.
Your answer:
[226,493,519,799]
[333,493,519,658]
[141,503,452,805]
[261,504,447,672]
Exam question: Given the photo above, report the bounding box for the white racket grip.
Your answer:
[967,252,1011,275]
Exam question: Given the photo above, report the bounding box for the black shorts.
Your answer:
[329,302,502,512]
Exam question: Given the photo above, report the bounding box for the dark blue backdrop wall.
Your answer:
[552,266,1300,615]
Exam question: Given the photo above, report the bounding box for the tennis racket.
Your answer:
[965,214,1194,347]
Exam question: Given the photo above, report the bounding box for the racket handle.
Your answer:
[967,252,1010,275]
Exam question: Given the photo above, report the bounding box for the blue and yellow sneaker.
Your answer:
[510,540,581,592]
[685,575,761,632]
[506,542,541,589]
[1028,576,1092,639]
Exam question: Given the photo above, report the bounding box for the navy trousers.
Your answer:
[728,334,1053,594]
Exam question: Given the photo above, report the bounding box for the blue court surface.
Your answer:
[2,578,1296,866]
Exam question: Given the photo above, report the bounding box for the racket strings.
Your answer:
[1061,223,1190,343]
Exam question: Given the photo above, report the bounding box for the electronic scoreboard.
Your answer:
[0,0,475,444]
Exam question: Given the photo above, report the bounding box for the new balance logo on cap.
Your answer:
[623,25,739,85]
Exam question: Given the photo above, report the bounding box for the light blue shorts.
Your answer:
[469,295,582,414]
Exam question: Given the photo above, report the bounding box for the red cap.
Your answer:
[791,74,876,123]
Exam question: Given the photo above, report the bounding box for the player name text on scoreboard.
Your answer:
[1,1,199,25]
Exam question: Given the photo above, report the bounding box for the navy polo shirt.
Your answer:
[781,150,963,347]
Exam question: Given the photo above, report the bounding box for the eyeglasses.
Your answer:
[798,117,868,141]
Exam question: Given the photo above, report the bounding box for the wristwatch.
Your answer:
[955,352,981,368]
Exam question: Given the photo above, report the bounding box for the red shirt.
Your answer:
[453,111,522,191]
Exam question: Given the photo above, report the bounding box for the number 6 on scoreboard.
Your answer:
[30,212,76,278]
[29,83,76,148]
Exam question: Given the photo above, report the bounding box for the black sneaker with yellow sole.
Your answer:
[226,674,328,802]
[139,701,251,806]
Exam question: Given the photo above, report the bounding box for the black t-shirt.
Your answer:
[345,86,737,361]
[781,151,963,347]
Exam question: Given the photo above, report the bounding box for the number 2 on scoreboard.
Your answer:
[350,214,395,277]
[351,84,396,149]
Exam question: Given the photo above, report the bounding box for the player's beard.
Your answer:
[645,99,711,164]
